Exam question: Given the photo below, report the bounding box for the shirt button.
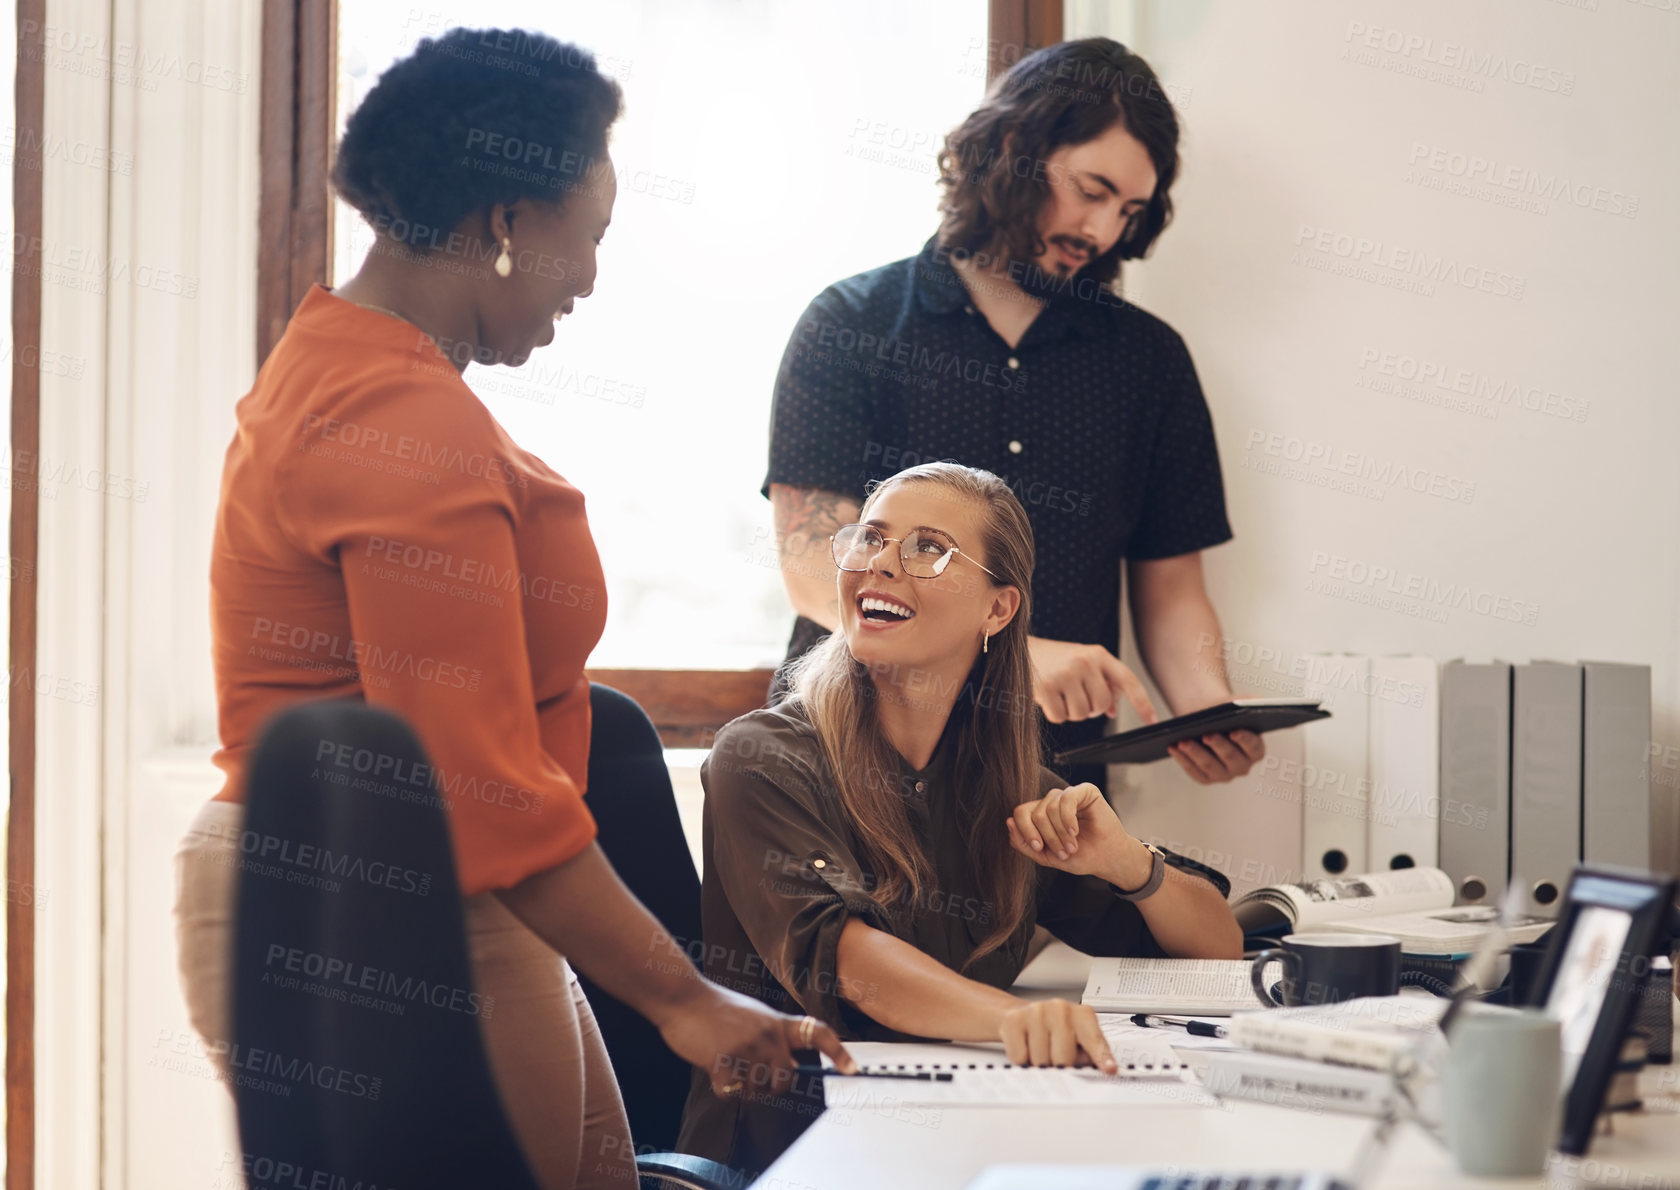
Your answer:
[914,781,926,793]
[811,858,826,870]
[1006,357,1019,370]
[964,305,975,315]
[1008,440,1023,454]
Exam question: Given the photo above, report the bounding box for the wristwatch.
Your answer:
[1111,842,1166,902]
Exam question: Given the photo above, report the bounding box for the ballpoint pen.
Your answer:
[1130,1014,1229,1039]
[792,1064,954,1082]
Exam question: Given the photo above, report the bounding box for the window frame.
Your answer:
[8,0,46,1183]
[253,0,1061,748]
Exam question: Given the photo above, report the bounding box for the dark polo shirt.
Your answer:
[674,702,1231,1175]
[764,236,1233,777]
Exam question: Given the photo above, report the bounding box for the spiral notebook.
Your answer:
[819,1035,1215,1108]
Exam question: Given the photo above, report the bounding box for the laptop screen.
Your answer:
[1544,903,1633,1087]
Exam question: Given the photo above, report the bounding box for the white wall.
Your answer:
[1064,0,1680,891]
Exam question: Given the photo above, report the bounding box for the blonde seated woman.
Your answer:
[677,462,1241,1173]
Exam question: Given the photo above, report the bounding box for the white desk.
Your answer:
[760,944,1680,1190]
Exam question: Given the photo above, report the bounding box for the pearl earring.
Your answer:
[494,237,513,278]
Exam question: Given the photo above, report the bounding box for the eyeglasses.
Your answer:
[829,523,1002,581]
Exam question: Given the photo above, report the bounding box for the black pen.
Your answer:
[1130,1014,1228,1039]
[792,1064,954,1082]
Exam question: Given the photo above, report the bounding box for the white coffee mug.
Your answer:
[1441,1008,1562,1177]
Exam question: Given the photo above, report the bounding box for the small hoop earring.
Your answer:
[494,237,513,278]
[982,629,990,655]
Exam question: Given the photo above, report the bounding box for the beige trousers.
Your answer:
[173,800,637,1189]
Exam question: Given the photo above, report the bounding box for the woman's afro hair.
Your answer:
[332,27,623,250]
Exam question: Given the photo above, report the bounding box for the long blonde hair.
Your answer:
[785,462,1039,967]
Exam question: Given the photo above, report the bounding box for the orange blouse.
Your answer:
[209,285,607,894]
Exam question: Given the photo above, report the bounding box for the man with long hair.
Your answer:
[767,38,1260,790]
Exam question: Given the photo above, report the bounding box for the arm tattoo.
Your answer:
[769,484,861,578]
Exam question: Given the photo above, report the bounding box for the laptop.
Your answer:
[962,1109,1389,1190]
[964,1169,1353,1190]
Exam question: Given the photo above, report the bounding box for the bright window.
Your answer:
[333,0,986,667]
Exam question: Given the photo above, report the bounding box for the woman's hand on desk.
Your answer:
[1026,636,1157,725]
[998,998,1118,1074]
[1007,782,1149,886]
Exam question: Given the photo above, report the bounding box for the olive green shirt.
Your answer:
[675,704,1230,1174]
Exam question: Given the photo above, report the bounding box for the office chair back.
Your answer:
[575,683,706,1153]
[231,700,542,1190]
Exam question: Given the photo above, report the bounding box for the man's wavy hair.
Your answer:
[333,28,622,251]
[937,38,1180,287]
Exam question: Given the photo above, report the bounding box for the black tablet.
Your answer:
[1051,699,1330,766]
[1527,865,1678,1156]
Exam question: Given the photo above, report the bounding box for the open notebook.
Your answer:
[1082,957,1259,1016]
[819,1031,1215,1108]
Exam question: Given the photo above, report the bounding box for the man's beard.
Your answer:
[1013,236,1096,301]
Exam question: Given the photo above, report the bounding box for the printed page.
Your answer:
[1081,957,1258,1015]
[821,1035,1215,1108]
